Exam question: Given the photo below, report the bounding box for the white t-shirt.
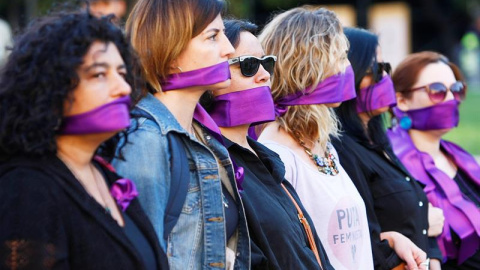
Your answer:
[261,140,374,270]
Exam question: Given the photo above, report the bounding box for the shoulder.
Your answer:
[0,165,62,211]
[259,140,298,164]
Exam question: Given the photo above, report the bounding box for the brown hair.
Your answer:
[126,0,225,93]
[259,6,349,150]
[392,51,465,99]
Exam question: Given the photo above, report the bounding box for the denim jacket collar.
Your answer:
[135,93,188,136]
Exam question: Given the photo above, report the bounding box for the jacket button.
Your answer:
[419,201,424,207]
[206,135,211,140]
[423,229,427,235]
[405,176,411,181]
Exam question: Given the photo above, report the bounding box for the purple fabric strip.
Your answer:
[60,96,131,135]
[356,75,397,113]
[392,100,460,130]
[248,126,258,140]
[274,65,356,116]
[193,104,244,191]
[160,61,231,91]
[387,127,480,262]
[210,86,275,127]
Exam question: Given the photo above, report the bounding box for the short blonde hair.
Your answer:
[259,6,349,150]
[126,0,225,93]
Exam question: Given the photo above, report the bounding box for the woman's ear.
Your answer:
[396,92,410,111]
[168,60,183,74]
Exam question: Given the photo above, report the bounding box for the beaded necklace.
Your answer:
[297,138,339,176]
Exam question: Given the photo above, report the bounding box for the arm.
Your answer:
[381,231,427,270]
[112,122,170,250]
[0,169,68,269]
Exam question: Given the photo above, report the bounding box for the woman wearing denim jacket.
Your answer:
[112,0,250,269]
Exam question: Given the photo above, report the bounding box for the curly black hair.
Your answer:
[0,10,142,160]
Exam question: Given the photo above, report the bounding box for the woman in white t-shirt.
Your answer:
[257,6,374,270]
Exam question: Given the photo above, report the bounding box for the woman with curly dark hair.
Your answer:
[0,11,162,269]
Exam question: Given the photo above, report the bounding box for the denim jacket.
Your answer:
[113,93,250,270]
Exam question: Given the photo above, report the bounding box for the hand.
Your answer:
[381,231,427,270]
[428,203,445,237]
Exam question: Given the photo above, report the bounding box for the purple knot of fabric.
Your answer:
[110,178,139,212]
[234,165,245,192]
[274,105,288,117]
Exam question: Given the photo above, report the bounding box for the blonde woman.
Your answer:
[112,0,250,269]
[258,7,374,270]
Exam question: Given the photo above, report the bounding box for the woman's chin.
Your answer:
[208,79,231,92]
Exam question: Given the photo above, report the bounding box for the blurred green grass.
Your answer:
[443,89,480,155]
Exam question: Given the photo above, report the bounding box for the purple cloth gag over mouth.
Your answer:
[160,61,231,91]
[60,95,131,135]
[274,65,356,116]
[356,75,396,113]
[392,99,459,130]
[210,86,275,127]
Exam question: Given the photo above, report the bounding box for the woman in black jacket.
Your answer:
[200,18,332,270]
[332,27,444,270]
[0,11,162,269]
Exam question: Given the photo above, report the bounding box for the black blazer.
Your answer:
[224,137,334,270]
[0,155,163,270]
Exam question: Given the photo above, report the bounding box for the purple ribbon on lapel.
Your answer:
[160,61,231,91]
[209,86,275,127]
[387,126,480,263]
[356,75,396,113]
[274,65,356,116]
[110,178,139,212]
[193,104,244,191]
[392,100,460,130]
[60,96,131,135]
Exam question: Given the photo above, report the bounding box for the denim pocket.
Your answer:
[181,171,201,214]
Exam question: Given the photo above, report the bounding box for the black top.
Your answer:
[332,134,442,269]
[224,136,333,270]
[454,169,480,207]
[222,184,238,240]
[443,243,480,269]
[0,155,163,270]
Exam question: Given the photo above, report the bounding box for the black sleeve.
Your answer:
[427,237,443,261]
[333,138,402,269]
[0,168,68,270]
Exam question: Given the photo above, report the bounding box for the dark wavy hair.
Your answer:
[0,10,142,160]
[334,27,390,151]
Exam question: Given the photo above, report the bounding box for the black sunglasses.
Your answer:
[408,81,466,104]
[228,55,277,77]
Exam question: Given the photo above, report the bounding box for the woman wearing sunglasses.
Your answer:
[112,0,251,269]
[257,7,375,270]
[388,51,480,269]
[332,28,443,270]
[201,18,333,269]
